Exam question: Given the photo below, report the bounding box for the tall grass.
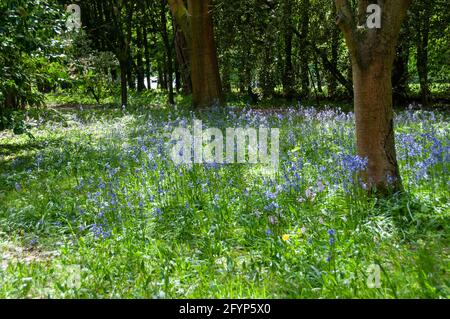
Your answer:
[0,103,448,298]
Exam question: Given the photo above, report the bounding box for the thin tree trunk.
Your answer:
[5,89,17,109]
[161,1,174,104]
[127,56,135,90]
[314,53,323,94]
[283,0,295,100]
[173,20,192,94]
[299,0,310,98]
[143,26,152,90]
[136,24,146,92]
[416,0,432,106]
[175,59,181,93]
[120,60,128,107]
[328,4,339,98]
[158,64,165,90]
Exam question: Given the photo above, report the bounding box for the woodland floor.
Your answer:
[0,101,448,298]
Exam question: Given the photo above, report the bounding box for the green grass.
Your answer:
[0,100,448,298]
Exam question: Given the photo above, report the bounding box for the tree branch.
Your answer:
[292,27,353,96]
[335,0,358,60]
[381,0,412,40]
[167,0,191,42]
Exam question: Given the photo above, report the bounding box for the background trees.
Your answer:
[0,0,448,110]
[0,0,63,131]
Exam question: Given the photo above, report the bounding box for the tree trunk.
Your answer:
[293,28,353,97]
[415,0,432,107]
[188,0,223,107]
[119,60,128,107]
[127,56,135,90]
[143,26,152,90]
[175,59,181,93]
[336,0,411,192]
[168,0,223,108]
[283,0,295,100]
[353,58,401,190]
[157,64,165,90]
[328,4,339,98]
[125,6,135,91]
[173,20,192,94]
[161,1,175,105]
[4,89,18,109]
[314,53,323,94]
[299,0,310,98]
[136,24,146,92]
[260,45,275,98]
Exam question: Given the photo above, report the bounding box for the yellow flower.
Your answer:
[282,234,290,242]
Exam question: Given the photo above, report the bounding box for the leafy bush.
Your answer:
[0,0,64,107]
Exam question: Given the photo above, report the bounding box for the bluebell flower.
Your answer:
[265,191,277,200]
[153,208,163,216]
[91,224,111,239]
[341,155,368,173]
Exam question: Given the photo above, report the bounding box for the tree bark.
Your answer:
[283,0,295,100]
[415,0,432,106]
[353,58,401,190]
[328,4,340,98]
[168,0,223,108]
[336,0,411,192]
[127,55,135,90]
[119,60,128,107]
[299,0,310,98]
[109,2,133,107]
[143,27,152,90]
[136,24,146,92]
[161,1,174,104]
[173,20,192,94]
[314,53,323,94]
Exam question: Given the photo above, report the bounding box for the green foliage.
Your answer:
[0,0,65,136]
[63,31,119,104]
[0,0,64,107]
[0,108,32,137]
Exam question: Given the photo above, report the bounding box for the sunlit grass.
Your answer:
[0,103,448,298]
